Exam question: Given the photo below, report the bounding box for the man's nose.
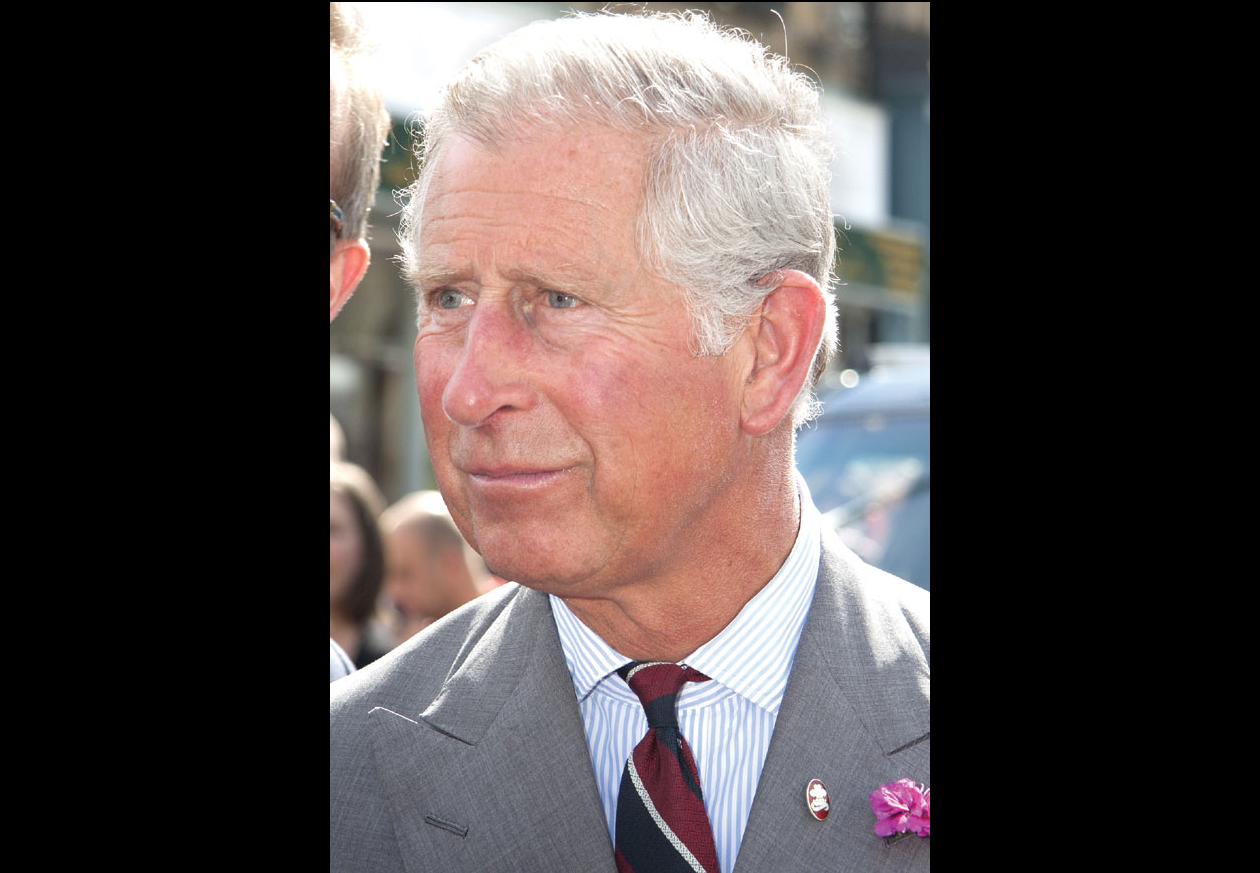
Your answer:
[441,302,537,427]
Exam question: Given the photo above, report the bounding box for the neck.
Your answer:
[560,465,800,662]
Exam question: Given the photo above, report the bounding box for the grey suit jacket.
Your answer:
[330,522,930,871]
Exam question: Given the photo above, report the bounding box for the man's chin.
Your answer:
[473,526,565,577]
[481,555,599,596]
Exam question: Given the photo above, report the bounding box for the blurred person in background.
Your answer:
[330,460,396,671]
[330,0,390,681]
[379,490,485,642]
[330,10,927,873]
[330,1,390,322]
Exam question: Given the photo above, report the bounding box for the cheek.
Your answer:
[415,339,455,429]
[330,531,362,570]
[611,358,744,472]
[593,349,707,427]
[385,571,410,599]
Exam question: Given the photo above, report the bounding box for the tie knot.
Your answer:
[619,662,711,729]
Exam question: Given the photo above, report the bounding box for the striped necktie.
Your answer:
[614,661,719,873]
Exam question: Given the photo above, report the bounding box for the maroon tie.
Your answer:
[614,662,720,873]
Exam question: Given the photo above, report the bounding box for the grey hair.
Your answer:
[398,10,838,428]
[331,2,390,241]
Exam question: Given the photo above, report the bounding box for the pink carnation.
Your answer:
[869,779,930,838]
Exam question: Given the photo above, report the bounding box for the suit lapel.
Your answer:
[367,587,616,872]
[357,527,927,871]
[734,527,930,872]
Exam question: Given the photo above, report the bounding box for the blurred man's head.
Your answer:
[330,1,390,321]
[380,491,482,639]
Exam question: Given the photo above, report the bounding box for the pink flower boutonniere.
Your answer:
[869,779,930,841]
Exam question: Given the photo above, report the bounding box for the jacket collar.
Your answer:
[366,586,617,872]
[733,525,930,872]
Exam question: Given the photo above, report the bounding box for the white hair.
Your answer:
[398,10,838,428]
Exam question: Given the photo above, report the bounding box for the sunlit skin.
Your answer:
[330,238,369,321]
[411,127,821,660]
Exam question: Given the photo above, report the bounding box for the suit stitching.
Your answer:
[424,814,469,838]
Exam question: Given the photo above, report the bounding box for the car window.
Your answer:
[796,413,930,590]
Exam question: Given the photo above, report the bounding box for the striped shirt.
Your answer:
[549,473,821,873]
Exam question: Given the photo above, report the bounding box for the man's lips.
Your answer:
[461,465,576,488]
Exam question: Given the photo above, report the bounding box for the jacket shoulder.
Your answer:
[330,582,530,722]
[818,524,929,667]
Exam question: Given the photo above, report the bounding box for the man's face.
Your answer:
[413,128,753,598]
[383,527,445,624]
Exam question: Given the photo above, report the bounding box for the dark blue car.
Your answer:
[795,364,929,590]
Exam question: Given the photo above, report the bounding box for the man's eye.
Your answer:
[436,290,470,310]
[546,291,579,309]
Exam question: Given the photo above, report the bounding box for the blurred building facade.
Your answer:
[331,1,929,502]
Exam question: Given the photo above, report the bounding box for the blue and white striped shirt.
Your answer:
[550,474,821,873]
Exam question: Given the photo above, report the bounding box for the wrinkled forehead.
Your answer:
[414,128,651,276]
[424,125,649,210]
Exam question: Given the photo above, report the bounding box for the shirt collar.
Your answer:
[551,470,820,715]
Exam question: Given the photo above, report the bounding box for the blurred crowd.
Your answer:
[330,413,505,672]
[330,1,503,678]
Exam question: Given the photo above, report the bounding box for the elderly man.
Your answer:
[330,11,929,872]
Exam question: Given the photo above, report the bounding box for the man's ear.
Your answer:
[330,238,370,322]
[740,269,826,435]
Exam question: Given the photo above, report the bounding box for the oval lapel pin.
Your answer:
[806,778,830,820]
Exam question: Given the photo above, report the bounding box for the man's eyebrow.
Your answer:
[410,263,466,289]
[412,262,596,292]
[501,265,591,290]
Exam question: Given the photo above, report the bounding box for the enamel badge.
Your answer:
[806,779,830,820]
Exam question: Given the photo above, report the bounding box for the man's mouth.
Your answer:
[463,465,575,488]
